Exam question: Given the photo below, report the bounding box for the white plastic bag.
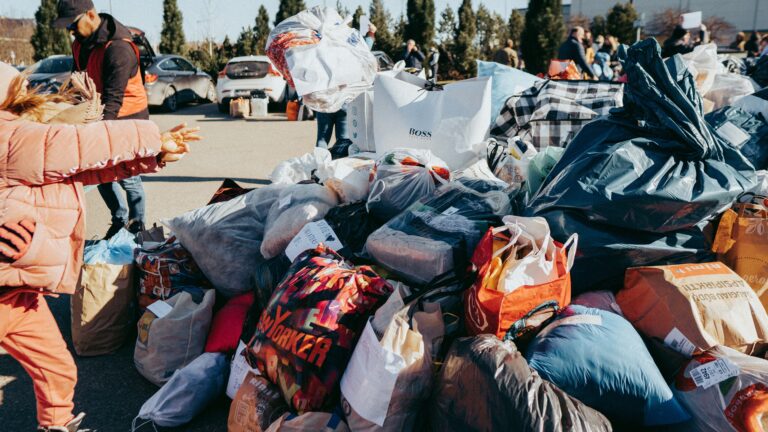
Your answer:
[266,6,377,113]
[367,149,451,221]
[132,352,228,430]
[349,87,375,153]
[318,156,374,204]
[260,183,340,259]
[269,148,333,185]
[373,72,492,170]
[496,216,576,293]
[682,43,721,97]
[705,73,758,111]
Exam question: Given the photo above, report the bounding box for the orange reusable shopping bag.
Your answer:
[286,100,300,121]
[464,221,577,339]
[547,59,582,80]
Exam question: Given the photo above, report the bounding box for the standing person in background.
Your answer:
[583,30,596,65]
[314,19,378,153]
[402,39,425,70]
[557,27,595,79]
[54,0,150,239]
[428,47,440,83]
[493,39,519,68]
[759,35,768,58]
[746,32,762,57]
[662,25,694,57]
[730,32,747,51]
[593,35,605,54]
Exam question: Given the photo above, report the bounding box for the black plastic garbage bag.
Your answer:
[706,106,768,170]
[429,335,613,432]
[751,55,768,87]
[527,39,755,292]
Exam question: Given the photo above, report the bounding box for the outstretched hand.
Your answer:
[0,220,36,262]
[159,123,201,164]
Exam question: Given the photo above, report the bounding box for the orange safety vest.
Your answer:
[72,38,148,118]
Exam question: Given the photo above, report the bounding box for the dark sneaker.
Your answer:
[126,220,146,235]
[103,223,125,240]
[38,412,92,432]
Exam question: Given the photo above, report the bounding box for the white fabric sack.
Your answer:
[373,72,491,170]
[496,216,577,293]
[134,289,216,386]
[132,352,228,430]
[227,340,260,399]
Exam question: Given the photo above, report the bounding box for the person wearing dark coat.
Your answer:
[402,39,425,69]
[662,25,695,58]
[557,27,595,78]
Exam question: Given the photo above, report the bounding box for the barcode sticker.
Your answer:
[689,358,739,389]
[279,195,292,209]
[663,328,696,357]
[442,207,460,215]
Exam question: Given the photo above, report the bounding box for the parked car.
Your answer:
[128,27,156,78]
[216,55,289,113]
[26,55,73,94]
[144,54,217,112]
[373,51,394,71]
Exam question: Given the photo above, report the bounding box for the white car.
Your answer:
[216,55,290,113]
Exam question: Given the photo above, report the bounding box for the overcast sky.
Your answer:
[2,0,533,45]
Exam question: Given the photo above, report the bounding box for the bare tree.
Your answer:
[646,8,685,39]
[702,16,735,45]
[567,13,590,33]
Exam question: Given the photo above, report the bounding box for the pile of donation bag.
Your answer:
[65,9,768,431]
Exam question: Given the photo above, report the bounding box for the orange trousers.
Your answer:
[0,291,77,427]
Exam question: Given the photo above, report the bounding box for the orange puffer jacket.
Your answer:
[0,110,162,295]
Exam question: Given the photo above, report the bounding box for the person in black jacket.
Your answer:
[557,27,595,79]
[55,0,150,239]
[402,39,425,70]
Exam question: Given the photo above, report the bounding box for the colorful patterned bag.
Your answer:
[246,245,393,413]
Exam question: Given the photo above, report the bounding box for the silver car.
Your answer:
[144,55,216,112]
[26,55,74,94]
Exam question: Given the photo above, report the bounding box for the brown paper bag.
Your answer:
[230,98,250,118]
[71,263,134,356]
[619,262,768,356]
[713,204,768,309]
[228,371,288,432]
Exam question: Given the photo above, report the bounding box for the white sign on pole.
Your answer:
[681,11,702,29]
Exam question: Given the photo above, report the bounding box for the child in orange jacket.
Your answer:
[0,61,198,432]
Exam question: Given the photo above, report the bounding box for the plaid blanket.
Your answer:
[491,80,624,149]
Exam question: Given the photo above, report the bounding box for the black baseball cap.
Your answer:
[53,0,95,29]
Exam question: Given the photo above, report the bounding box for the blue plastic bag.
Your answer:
[526,305,690,427]
[477,60,541,123]
[83,229,137,265]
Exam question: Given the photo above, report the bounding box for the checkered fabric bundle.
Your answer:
[491,80,624,149]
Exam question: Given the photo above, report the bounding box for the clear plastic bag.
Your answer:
[486,138,537,187]
[83,228,137,265]
[367,149,451,222]
[705,73,758,111]
[260,183,340,259]
[266,6,377,113]
[366,179,513,285]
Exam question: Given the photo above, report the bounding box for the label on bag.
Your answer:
[664,327,696,357]
[227,340,260,399]
[690,358,740,389]
[285,220,344,262]
[716,122,750,149]
[442,207,460,215]
[146,300,173,319]
[279,195,292,209]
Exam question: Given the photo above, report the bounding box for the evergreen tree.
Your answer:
[475,4,495,58]
[369,0,398,58]
[160,0,186,54]
[31,0,70,61]
[520,0,565,75]
[606,2,638,44]
[590,14,607,37]
[220,36,234,60]
[235,27,257,56]
[253,5,271,54]
[507,9,524,48]
[405,0,435,48]
[454,0,477,76]
[394,14,408,54]
[275,0,306,26]
[352,6,365,30]
[437,5,457,45]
